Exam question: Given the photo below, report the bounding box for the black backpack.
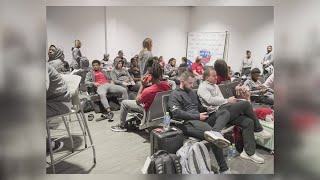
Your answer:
[148,150,182,174]
[80,98,94,113]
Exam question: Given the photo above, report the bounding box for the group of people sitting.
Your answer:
[47,37,274,174]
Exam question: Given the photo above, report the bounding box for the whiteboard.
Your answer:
[187,32,227,66]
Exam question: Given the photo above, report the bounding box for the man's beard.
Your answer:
[48,54,55,60]
[183,84,192,92]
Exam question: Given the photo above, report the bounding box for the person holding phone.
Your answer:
[168,71,231,174]
[198,67,271,164]
[111,62,171,132]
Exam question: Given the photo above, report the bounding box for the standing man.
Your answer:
[261,45,274,77]
[71,40,86,70]
[241,50,253,76]
[85,60,129,119]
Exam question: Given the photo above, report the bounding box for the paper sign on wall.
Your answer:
[187,32,227,66]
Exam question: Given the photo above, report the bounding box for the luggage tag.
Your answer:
[141,156,152,174]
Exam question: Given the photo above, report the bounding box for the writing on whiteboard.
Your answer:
[187,32,226,66]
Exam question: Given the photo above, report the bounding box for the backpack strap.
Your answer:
[187,144,198,174]
[154,155,165,174]
[191,142,212,174]
[197,142,212,172]
[168,154,182,174]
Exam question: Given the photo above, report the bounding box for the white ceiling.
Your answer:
[45,0,275,6]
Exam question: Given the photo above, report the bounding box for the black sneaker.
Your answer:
[111,125,127,132]
[46,141,64,154]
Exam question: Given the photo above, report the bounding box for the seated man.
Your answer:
[244,68,274,105]
[111,59,139,93]
[111,62,171,132]
[101,53,114,71]
[128,58,141,85]
[168,71,231,174]
[114,50,130,68]
[85,60,128,119]
[164,58,180,85]
[47,45,64,73]
[191,56,204,85]
[46,63,72,153]
[197,67,271,163]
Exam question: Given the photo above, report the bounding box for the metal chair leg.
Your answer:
[79,110,96,164]
[75,112,87,148]
[62,116,74,153]
[46,120,55,174]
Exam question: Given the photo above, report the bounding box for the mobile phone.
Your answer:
[146,75,152,83]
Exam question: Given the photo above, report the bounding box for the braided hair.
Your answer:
[150,59,163,80]
[214,59,228,81]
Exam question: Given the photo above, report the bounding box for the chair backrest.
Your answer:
[227,81,240,97]
[148,90,173,121]
[162,94,170,115]
[178,67,187,76]
[218,84,229,98]
[61,74,81,106]
[232,78,241,83]
[220,80,231,85]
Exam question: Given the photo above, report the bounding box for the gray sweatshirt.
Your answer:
[46,63,71,103]
[111,58,132,85]
[85,69,112,87]
[164,64,178,80]
[243,78,263,95]
[139,50,153,75]
[262,52,274,66]
[72,47,82,69]
[197,81,228,112]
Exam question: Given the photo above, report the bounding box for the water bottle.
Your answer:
[163,112,171,131]
[227,145,233,160]
[232,144,237,157]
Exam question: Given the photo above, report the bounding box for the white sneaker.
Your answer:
[240,150,264,164]
[204,131,230,148]
[254,129,272,139]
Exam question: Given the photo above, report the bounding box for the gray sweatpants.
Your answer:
[47,101,72,118]
[97,83,128,109]
[119,100,144,127]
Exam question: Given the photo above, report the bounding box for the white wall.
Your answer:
[47,6,274,70]
[105,7,190,64]
[189,6,274,72]
[47,6,106,63]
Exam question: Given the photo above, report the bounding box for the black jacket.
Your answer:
[168,87,207,121]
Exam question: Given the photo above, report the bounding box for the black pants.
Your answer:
[205,109,230,132]
[219,101,263,132]
[177,120,229,172]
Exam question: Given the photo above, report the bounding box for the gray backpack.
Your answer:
[176,141,214,174]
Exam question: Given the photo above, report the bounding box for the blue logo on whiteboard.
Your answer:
[199,49,211,64]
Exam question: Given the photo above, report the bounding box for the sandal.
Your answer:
[88,114,94,121]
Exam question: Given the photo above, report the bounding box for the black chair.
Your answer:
[218,84,229,98]
[138,90,173,130]
[178,67,187,76]
[226,81,240,97]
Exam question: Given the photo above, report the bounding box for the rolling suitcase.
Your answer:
[150,127,184,155]
[256,120,274,154]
